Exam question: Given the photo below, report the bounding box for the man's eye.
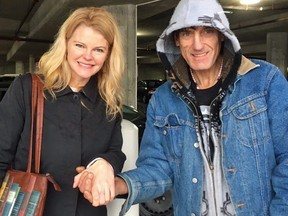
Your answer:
[181,31,191,37]
[204,28,216,34]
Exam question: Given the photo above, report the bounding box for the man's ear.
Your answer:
[174,35,180,47]
[220,32,225,42]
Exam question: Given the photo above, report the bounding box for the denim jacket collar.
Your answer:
[238,55,259,75]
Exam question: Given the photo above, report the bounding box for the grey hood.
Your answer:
[156,0,242,90]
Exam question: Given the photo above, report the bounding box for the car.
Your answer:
[122,105,146,144]
[139,190,173,216]
[122,105,173,216]
[0,74,20,101]
[137,79,166,104]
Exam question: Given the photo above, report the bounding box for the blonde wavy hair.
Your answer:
[37,7,124,119]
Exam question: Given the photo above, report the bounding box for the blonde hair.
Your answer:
[38,7,124,118]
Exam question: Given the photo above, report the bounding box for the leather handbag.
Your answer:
[6,74,61,216]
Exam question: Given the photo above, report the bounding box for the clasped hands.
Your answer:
[73,159,127,207]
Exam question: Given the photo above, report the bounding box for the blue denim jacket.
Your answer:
[119,58,288,216]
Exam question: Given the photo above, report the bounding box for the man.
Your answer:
[78,0,288,215]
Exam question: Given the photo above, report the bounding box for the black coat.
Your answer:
[0,74,126,216]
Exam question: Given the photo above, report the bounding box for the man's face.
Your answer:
[175,26,224,73]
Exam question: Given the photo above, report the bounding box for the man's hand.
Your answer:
[73,159,115,206]
[115,176,128,196]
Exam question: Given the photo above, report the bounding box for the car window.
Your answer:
[137,81,147,88]
[147,81,155,88]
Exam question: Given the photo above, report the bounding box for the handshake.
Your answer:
[73,159,128,207]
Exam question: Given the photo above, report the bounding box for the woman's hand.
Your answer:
[73,159,115,206]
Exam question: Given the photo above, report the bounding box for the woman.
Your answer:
[0,7,126,216]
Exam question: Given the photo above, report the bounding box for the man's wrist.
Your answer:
[115,176,128,195]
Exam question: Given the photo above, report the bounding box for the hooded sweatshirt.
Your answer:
[156,0,242,215]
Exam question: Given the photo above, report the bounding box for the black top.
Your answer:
[0,74,126,216]
[191,80,222,162]
[192,79,222,106]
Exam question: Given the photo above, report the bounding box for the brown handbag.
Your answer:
[5,74,61,216]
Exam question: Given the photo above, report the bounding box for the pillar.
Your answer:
[29,55,36,73]
[104,5,138,108]
[266,32,288,78]
[15,61,24,74]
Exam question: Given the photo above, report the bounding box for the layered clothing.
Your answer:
[120,56,288,216]
[119,0,288,215]
[0,74,126,216]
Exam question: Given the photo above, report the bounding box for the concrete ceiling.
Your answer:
[0,0,288,64]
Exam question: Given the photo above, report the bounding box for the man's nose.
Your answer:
[192,34,204,50]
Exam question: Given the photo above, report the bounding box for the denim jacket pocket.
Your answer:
[231,95,271,147]
[154,113,185,159]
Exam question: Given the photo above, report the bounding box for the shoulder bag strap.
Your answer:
[34,75,44,174]
[27,74,44,174]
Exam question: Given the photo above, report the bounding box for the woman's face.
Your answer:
[67,24,109,87]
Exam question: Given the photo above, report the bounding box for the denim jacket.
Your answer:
[119,57,288,216]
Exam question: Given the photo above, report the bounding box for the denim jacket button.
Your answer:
[194,142,199,148]
[191,213,196,216]
[163,130,167,135]
[192,178,198,183]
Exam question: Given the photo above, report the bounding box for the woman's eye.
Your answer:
[94,48,105,53]
[75,43,84,48]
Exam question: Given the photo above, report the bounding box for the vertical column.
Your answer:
[267,32,288,78]
[104,4,138,108]
[15,61,24,74]
[29,55,36,73]
[0,56,5,74]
